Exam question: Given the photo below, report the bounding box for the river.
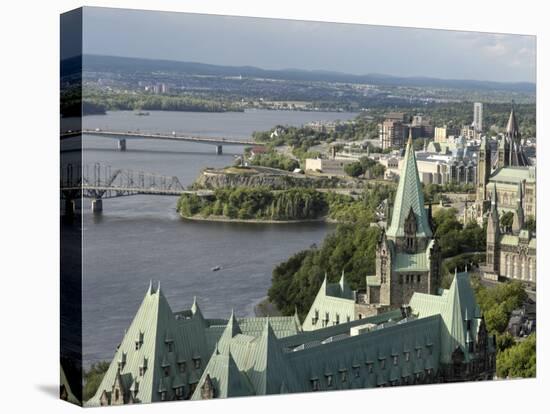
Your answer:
[78,109,356,366]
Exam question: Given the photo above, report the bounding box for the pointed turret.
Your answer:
[191,296,205,322]
[387,133,432,240]
[504,103,529,166]
[339,269,346,291]
[219,310,241,348]
[512,182,525,234]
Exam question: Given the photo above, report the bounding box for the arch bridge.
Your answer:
[60,163,212,214]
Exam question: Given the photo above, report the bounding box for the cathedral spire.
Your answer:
[386,128,432,239]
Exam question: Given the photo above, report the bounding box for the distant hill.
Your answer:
[80,54,535,94]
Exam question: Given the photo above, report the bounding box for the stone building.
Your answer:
[365,134,441,314]
[303,134,441,326]
[483,184,536,286]
[86,271,495,405]
[473,106,536,222]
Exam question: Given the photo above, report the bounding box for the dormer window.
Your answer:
[135,332,144,350]
[163,366,170,377]
[139,358,148,376]
[340,369,348,383]
[118,352,127,371]
[393,355,399,366]
[167,342,174,353]
[325,374,333,387]
[174,386,185,399]
[178,361,186,374]
[310,378,320,391]
[159,391,167,401]
[313,310,319,325]
[193,356,201,370]
[366,362,374,374]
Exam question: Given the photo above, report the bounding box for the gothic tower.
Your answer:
[375,131,440,307]
[476,136,491,203]
[486,184,500,274]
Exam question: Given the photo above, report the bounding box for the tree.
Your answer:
[496,334,536,378]
[525,215,536,233]
[500,211,514,232]
[83,361,110,402]
[344,162,364,177]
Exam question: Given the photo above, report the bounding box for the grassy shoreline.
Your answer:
[180,214,336,224]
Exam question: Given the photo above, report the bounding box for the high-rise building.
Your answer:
[473,102,483,132]
[379,112,408,150]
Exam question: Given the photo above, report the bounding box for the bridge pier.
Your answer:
[215,145,223,155]
[91,198,103,214]
[64,199,75,217]
[118,139,127,151]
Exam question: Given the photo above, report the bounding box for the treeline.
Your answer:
[177,187,328,221]
[433,208,486,258]
[268,185,394,316]
[470,278,535,378]
[247,150,300,172]
[81,91,244,114]
[253,126,331,159]
[268,223,381,317]
[344,157,386,178]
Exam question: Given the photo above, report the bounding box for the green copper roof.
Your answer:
[303,275,357,331]
[393,251,429,272]
[489,166,536,184]
[386,136,432,239]
[409,271,483,364]
[191,346,254,399]
[87,283,211,406]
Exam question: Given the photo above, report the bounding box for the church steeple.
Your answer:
[386,128,432,241]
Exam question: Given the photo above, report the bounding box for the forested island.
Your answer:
[178,188,329,222]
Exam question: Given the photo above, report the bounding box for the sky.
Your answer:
[80,7,536,83]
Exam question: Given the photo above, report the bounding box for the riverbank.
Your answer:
[180,214,336,224]
[254,297,283,317]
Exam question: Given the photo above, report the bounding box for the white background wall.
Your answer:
[0,0,547,412]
